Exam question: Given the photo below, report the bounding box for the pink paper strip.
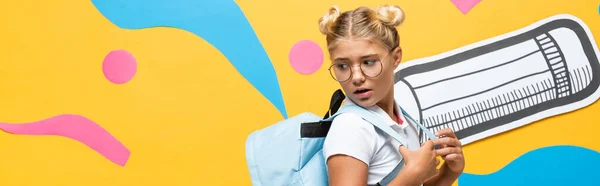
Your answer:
[0,114,130,166]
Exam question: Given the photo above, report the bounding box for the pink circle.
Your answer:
[103,50,137,84]
[289,40,324,75]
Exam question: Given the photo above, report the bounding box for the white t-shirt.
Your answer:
[323,97,424,186]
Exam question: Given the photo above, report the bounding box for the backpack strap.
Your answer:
[325,105,408,147]
[376,160,405,186]
[399,106,437,142]
[326,105,438,186]
[376,107,439,186]
[324,89,345,119]
[300,89,346,138]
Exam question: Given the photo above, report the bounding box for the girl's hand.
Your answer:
[433,128,465,173]
[399,140,441,183]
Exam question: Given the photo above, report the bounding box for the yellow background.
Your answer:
[0,0,598,185]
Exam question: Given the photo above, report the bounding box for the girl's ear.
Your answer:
[392,47,402,69]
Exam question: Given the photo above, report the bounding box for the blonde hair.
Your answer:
[318,5,405,51]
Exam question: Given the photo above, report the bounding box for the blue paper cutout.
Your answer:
[91,0,288,118]
[459,145,600,186]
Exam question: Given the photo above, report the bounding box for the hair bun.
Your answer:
[318,6,341,35]
[376,5,405,27]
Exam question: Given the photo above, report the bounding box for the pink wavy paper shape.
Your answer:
[0,114,130,166]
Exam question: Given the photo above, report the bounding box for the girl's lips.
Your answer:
[354,88,371,94]
[354,89,373,99]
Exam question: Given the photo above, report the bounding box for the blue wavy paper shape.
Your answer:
[459,145,600,186]
[91,0,288,118]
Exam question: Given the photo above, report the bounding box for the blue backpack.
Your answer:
[245,89,437,186]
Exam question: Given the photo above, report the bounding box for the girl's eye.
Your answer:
[363,60,377,66]
[335,64,348,69]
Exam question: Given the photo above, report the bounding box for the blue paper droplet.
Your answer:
[92,0,288,118]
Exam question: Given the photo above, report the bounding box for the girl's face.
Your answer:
[328,39,402,108]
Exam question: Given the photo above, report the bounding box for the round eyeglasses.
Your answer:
[328,53,389,82]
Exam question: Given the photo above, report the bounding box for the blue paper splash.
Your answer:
[91,0,288,118]
[459,145,600,186]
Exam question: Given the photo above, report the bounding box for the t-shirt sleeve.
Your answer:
[322,113,378,166]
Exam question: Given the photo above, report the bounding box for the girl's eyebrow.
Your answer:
[360,54,378,59]
[334,54,378,61]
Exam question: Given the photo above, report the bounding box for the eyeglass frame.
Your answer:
[327,50,395,83]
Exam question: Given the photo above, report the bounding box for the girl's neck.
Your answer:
[376,90,398,123]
